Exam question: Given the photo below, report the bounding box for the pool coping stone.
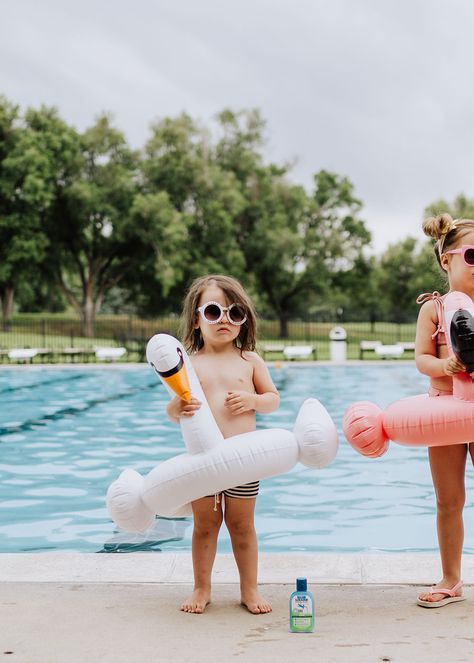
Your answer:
[1,552,473,585]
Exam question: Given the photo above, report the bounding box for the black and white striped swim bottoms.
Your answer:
[206,480,260,501]
[223,481,260,499]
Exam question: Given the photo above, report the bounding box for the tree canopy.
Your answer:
[0,96,456,335]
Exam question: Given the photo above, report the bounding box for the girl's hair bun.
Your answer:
[422,213,456,239]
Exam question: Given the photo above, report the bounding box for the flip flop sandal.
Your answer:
[417,580,466,608]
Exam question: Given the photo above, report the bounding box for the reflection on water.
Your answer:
[0,364,473,553]
[99,517,190,553]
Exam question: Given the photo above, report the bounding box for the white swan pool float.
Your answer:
[107,334,339,532]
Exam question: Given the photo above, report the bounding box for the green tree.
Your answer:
[213,111,372,333]
[425,193,474,220]
[375,237,445,322]
[138,113,248,312]
[376,238,419,321]
[329,254,382,323]
[44,115,192,334]
[142,113,204,212]
[244,174,310,333]
[119,190,187,316]
[0,100,76,326]
[215,108,268,185]
[0,97,22,325]
[42,116,145,335]
[243,168,371,336]
[411,240,446,296]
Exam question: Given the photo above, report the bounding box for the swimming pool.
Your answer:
[1,364,473,554]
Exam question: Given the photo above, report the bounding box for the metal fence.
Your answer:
[0,314,417,362]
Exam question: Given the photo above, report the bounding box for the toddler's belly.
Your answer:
[215,409,256,439]
[205,386,257,438]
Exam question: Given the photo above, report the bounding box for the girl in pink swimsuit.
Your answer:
[415,213,474,608]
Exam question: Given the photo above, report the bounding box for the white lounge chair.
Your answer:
[375,344,404,359]
[359,340,382,359]
[283,345,315,360]
[262,343,285,359]
[8,348,38,363]
[95,347,127,362]
[396,341,415,352]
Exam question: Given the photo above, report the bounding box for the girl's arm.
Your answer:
[166,396,201,423]
[415,301,465,377]
[251,353,280,413]
[225,353,280,415]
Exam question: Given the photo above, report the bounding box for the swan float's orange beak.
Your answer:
[156,348,192,402]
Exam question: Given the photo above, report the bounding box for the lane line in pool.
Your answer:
[0,373,85,395]
[0,382,160,438]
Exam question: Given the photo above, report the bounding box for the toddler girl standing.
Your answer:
[166,274,280,614]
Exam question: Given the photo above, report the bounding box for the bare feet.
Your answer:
[418,577,462,604]
[241,589,272,614]
[180,588,211,613]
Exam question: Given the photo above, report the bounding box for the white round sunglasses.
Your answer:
[195,301,247,326]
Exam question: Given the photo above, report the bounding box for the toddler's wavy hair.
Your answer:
[181,274,257,354]
[422,213,474,267]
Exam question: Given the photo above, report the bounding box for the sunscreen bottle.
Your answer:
[289,577,314,633]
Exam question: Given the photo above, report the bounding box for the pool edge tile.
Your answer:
[361,553,474,584]
[1,553,473,585]
[0,552,363,584]
[0,552,175,583]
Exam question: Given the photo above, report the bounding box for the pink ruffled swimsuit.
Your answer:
[416,292,452,397]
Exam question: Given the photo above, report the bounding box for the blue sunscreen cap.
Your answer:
[296,577,307,592]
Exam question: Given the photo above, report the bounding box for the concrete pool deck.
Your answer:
[1,553,474,662]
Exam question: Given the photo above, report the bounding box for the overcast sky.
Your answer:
[2,0,474,252]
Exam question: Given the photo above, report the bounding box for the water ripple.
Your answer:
[0,364,473,553]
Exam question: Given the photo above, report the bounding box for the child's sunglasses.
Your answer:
[196,301,247,326]
[445,245,474,266]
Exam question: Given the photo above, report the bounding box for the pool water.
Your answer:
[1,364,473,554]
